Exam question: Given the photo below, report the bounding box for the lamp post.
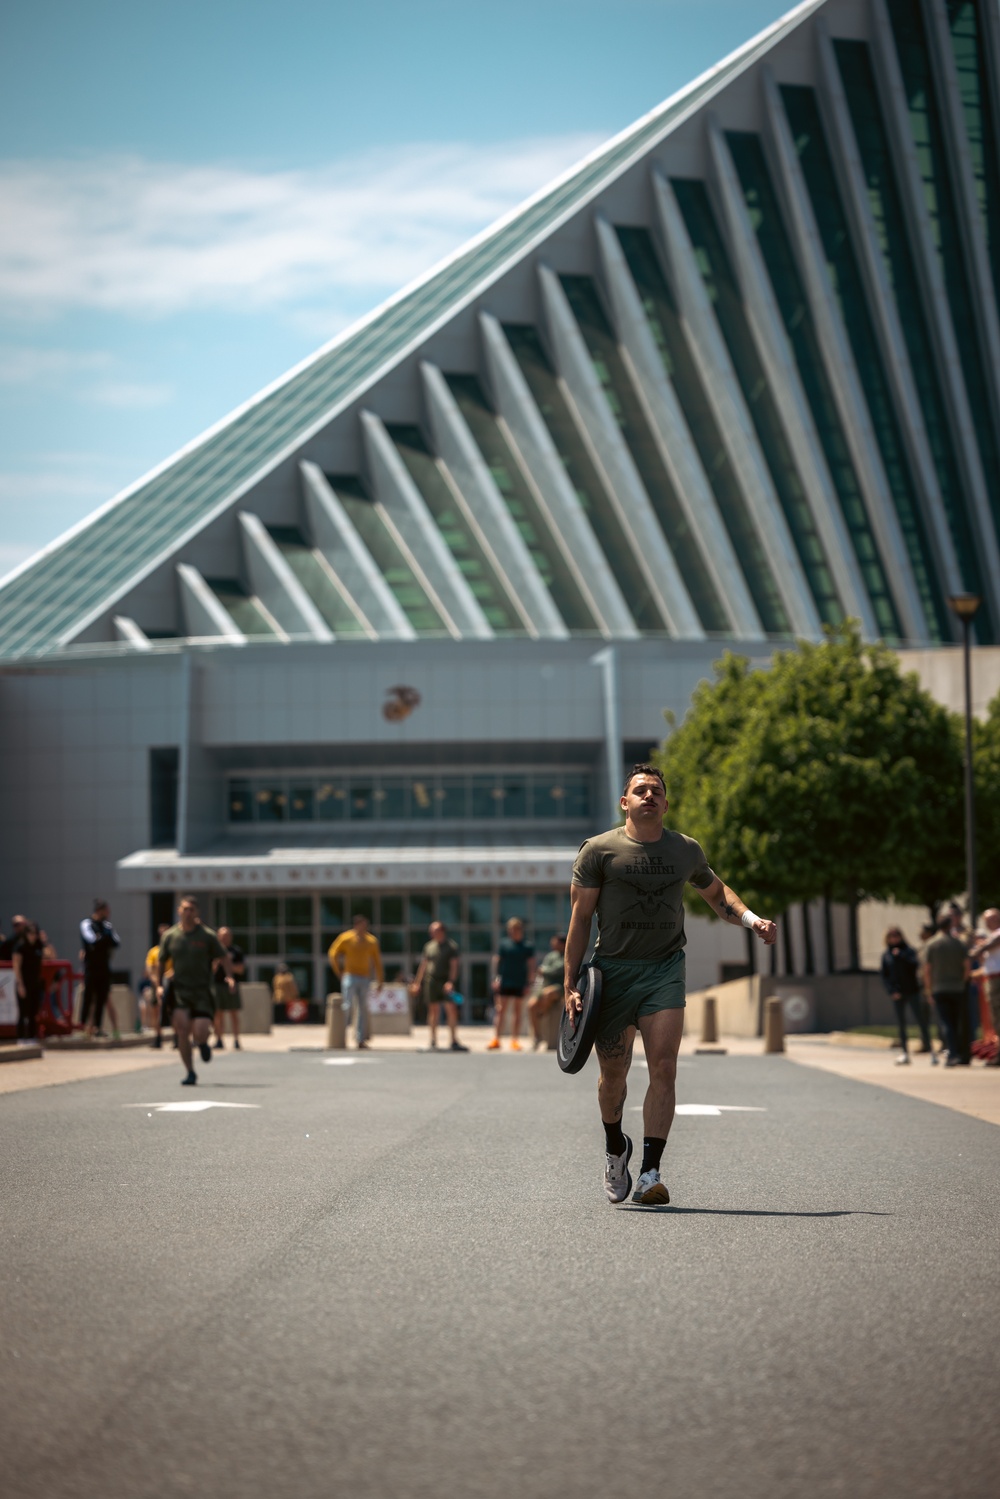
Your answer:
[948,593,981,928]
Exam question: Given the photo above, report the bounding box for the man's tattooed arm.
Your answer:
[700,877,746,926]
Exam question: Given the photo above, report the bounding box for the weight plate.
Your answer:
[557,963,602,1074]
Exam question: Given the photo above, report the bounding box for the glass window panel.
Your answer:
[288,962,313,1000]
[504,323,664,632]
[616,224,789,637]
[468,930,494,952]
[228,780,253,823]
[438,776,467,818]
[380,781,408,819]
[328,475,446,634]
[947,1,1000,310]
[285,896,312,929]
[205,579,276,637]
[887,1,1000,604]
[408,894,433,925]
[255,898,280,929]
[384,963,405,983]
[225,898,250,928]
[438,894,462,926]
[321,931,340,954]
[496,776,527,818]
[381,931,405,954]
[672,181,841,635]
[781,84,947,642]
[388,424,525,634]
[230,931,250,955]
[349,783,374,820]
[255,932,280,956]
[320,895,344,927]
[381,895,404,926]
[255,783,287,822]
[285,933,313,956]
[835,39,992,636]
[316,782,347,820]
[499,892,529,925]
[289,782,314,821]
[726,132,900,641]
[410,778,434,817]
[445,373,597,631]
[267,525,367,637]
[410,928,433,953]
[563,775,590,818]
[471,775,499,818]
[534,894,559,930]
[560,274,729,634]
[467,894,493,926]
[348,895,374,923]
[531,775,569,818]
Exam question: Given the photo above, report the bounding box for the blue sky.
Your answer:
[0,0,794,579]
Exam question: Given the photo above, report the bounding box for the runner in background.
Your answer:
[143,924,171,1049]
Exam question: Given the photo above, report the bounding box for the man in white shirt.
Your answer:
[971,908,1000,1067]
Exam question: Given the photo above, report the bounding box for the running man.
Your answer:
[156,897,232,1086]
[566,764,776,1205]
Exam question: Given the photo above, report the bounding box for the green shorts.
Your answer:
[214,982,242,1012]
[171,988,216,1021]
[593,951,686,1043]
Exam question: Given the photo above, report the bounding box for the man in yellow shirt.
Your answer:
[328,914,383,1050]
[143,923,173,1049]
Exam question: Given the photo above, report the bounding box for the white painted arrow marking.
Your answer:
[321,1057,380,1066]
[631,1104,767,1117]
[125,1101,261,1113]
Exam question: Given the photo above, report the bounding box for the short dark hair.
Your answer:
[92,897,108,911]
[937,916,953,935]
[622,763,666,798]
[178,894,199,909]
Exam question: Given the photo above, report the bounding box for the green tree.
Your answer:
[974,693,1000,908]
[655,625,964,924]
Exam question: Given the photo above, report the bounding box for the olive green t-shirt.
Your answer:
[159,923,226,1000]
[572,825,716,961]
[422,937,459,993]
[924,931,968,994]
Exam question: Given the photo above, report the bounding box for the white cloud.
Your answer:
[0,136,602,318]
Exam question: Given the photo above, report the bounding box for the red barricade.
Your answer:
[0,960,79,1041]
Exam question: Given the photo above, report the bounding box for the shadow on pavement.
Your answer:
[618,1206,891,1217]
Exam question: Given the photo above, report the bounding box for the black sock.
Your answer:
[603,1119,627,1156]
[641,1137,666,1174]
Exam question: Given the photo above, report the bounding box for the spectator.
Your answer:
[528,933,566,1051]
[79,899,121,1042]
[1,914,27,961]
[880,927,935,1066]
[11,918,45,1045]
[212,925,245,1050]
[328,914,383,1051]
[272,964,300,1015]
[923,916,971,1067]
[970,908,1000,1067]
[143,924,174,1049]
[411,919,467,1052]
[488,916,535,1052]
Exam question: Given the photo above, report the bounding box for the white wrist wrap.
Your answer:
[741,910,761,930]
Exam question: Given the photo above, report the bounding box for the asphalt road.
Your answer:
[2,1046,998,1499]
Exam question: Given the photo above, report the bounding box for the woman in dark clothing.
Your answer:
[881,927,934,1065]
[12,919,46,1044]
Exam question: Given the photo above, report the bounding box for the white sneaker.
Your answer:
[632,1169,670,1205]
[894,1053,911,1066]
[603,1136,632,1203]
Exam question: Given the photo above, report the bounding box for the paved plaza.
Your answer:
[2,1036,998,1499]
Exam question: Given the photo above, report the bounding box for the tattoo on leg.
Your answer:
[596,1030,632,1063]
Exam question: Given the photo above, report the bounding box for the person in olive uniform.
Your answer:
[412,920,467,1051]
[156,897,232,1085]
[566,765,776,1207]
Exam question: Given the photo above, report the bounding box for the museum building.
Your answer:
[2,0,1000,1009]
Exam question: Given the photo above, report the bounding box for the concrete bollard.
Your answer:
[702,995,718,1045]
[763,996,785,1054]
[325,993,346,1050]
